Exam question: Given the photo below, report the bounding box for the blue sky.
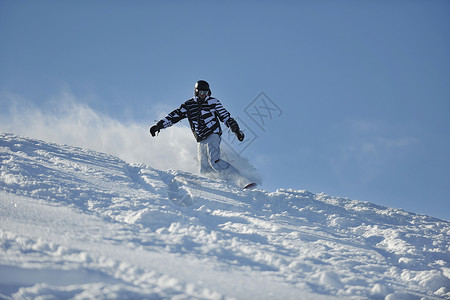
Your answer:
[1,0,449,220]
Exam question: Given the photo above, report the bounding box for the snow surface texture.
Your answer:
[0,132,449,300]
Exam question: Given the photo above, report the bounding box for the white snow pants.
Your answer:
[197,134,248,187]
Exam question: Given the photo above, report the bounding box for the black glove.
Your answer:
[227,118,244,142]
[227,118,240,132]
[150,121,163,137]
[235,130,245,142]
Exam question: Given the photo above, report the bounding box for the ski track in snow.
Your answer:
[0,132,449,299]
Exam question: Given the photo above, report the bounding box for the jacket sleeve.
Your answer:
[213,99,231,124]
[213,99,240,131]
[160,103,188,128]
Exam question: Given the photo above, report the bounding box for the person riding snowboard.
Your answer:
[149,80,254,189]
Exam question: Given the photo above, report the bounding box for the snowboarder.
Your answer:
[149,80,255,189]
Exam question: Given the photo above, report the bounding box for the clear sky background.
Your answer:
[1,0,449,220]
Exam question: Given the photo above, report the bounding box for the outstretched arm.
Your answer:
[149,104,188,137]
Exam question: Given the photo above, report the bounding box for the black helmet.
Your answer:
[194,80,211,96]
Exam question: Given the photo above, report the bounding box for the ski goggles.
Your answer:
[197,90,209,96]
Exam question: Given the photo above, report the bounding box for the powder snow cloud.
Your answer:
[0,90,198,173]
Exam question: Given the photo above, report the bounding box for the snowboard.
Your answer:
[243,183,257,190]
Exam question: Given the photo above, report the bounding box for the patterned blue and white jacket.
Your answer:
[159,96,238,142]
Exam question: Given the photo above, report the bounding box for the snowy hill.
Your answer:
[0,132,449,299]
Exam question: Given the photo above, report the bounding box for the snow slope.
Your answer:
[0,132,449,299]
